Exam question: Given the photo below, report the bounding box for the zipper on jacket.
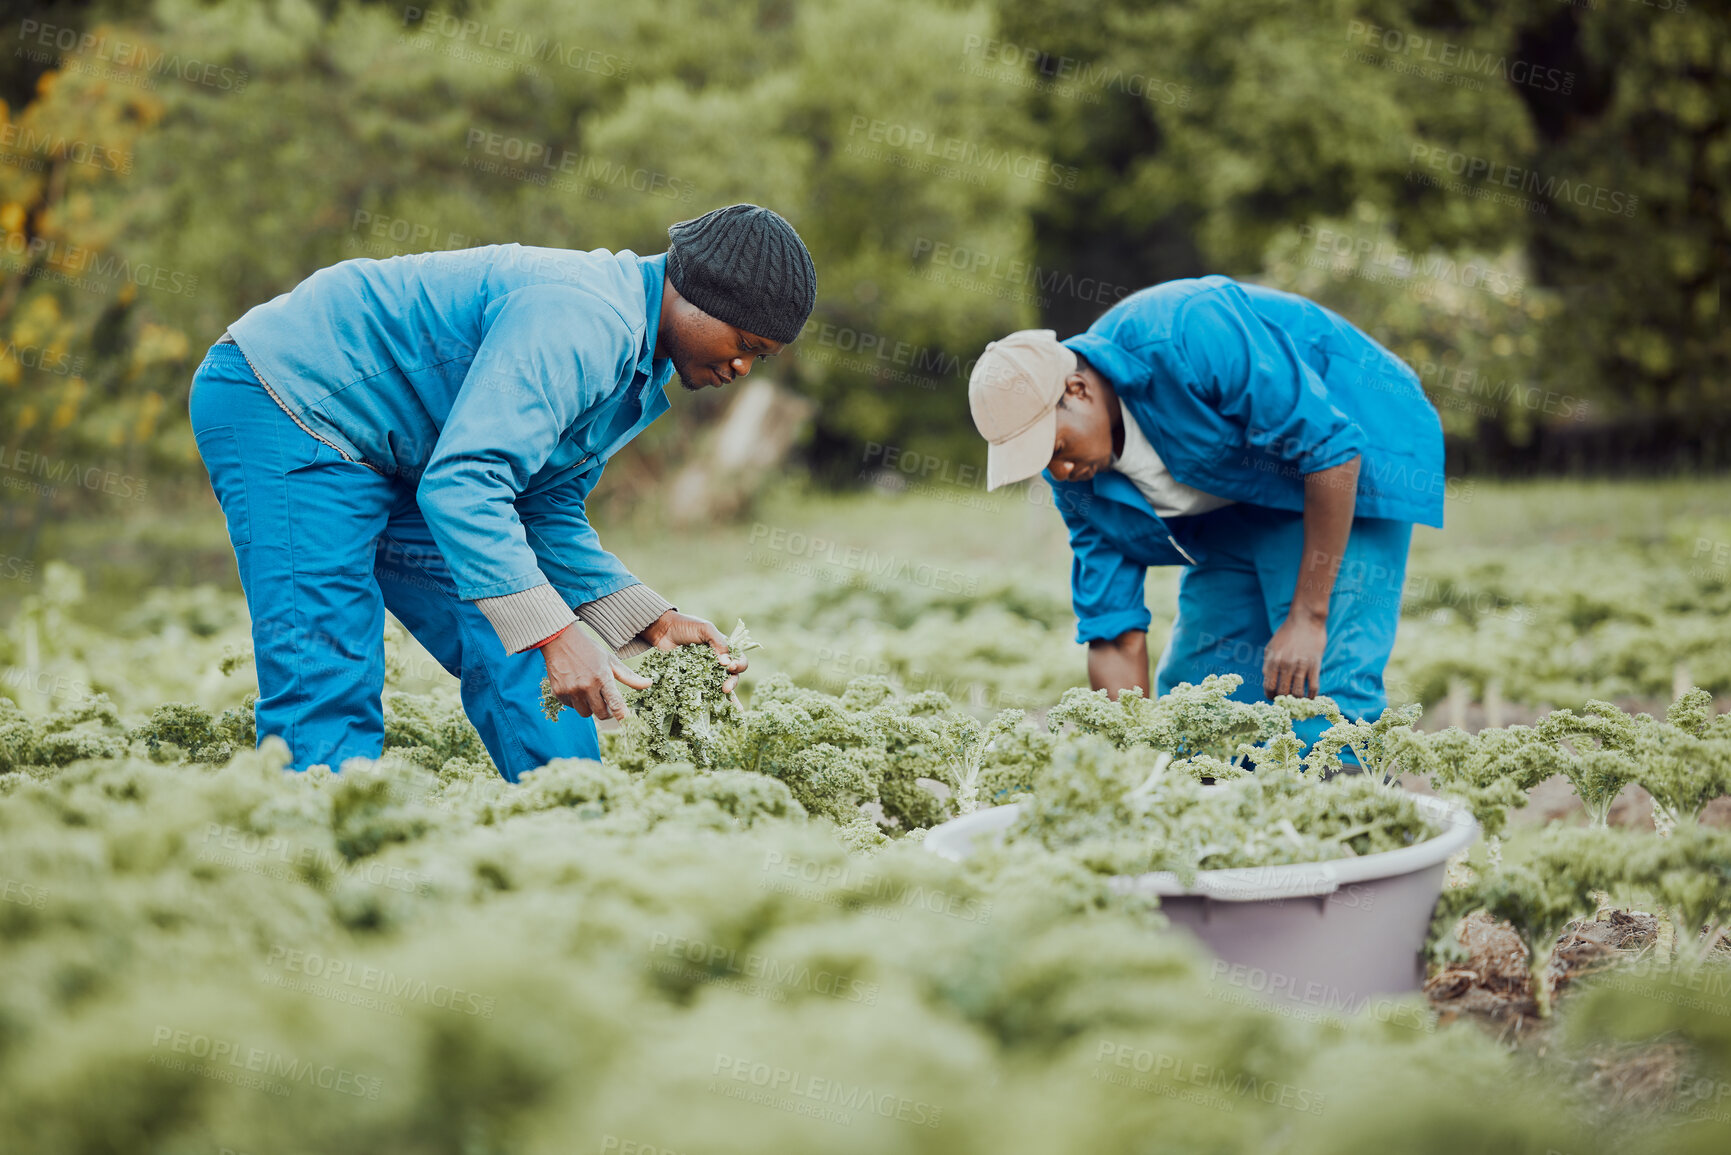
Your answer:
[1168,534,1198,565]
[230,338,384,476]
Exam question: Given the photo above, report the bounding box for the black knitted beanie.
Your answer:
[666,204,817,344]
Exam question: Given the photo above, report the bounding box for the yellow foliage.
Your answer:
[58,191,95,228]
[14,294,62,347]
[50,377,86,430]
[134,390,164,442]
[131,322,191,375]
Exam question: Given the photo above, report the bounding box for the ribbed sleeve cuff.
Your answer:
[577,583,674,658]
[475,584,578,654]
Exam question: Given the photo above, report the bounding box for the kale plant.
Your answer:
[956,709,1052,814]
[1537,692,1731,829]
[0,693,128,772]
[1279,695,1425,786]
[1621,821,1731,963]
[584,621,761,770]
[1046,674,1290,762]
[1437,820,1731,1012]
[1536,701,1643,827]
[129,700,255,765]
[1003,734,1439,885]
[1385,724,1556,839]
[716,673,884,838]
[1430,825,1625,1016]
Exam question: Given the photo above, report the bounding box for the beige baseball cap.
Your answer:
[967,329,1077,490]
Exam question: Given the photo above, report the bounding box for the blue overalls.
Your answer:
[1053,277,1446,744]
[189,246,676,781]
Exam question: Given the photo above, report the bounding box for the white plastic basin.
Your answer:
[924,792,1479,1003]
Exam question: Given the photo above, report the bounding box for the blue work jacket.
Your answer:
[228,245,673,607]
[1052,275,1444,644]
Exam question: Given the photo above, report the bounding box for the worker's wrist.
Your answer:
[475,584,578,655]
[527,624,573,651]
[638,608,677,643]
[1288,602,1329,626]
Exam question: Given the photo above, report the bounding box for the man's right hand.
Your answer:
[539,624,653,721]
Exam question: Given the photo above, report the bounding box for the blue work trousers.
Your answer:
[188,341,598,782]
[1157,503,1413,750]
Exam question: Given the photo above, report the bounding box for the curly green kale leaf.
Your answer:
[1384,724,1557,837]
[1003,730,1440,886]
[1287,699,1424,786]
[382,690,495,774]
[1535,694,1731,829]
[1049,675,1289,762]
[1623,821,1731,961]
[1536,700,1640,827]
[961,710,1052,812]
[599,621,760,771]
[1,693,129,770]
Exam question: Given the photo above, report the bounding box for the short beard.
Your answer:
[671,352,704,392]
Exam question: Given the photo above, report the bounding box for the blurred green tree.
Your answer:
[991,0,1727,462]
[0,0,1722,522]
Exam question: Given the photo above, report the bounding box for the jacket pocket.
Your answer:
[1095,502,1192,568]
[194,425,252,548]
[282,439,390,576]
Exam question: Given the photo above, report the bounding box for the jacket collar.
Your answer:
[1043,467,1163,522]
[1062,331,1155,397]
[1091,468,1161,520]
[637,251,671,384]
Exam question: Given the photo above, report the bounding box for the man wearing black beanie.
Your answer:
[187,204,817,782]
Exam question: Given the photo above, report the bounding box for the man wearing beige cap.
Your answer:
[968,275,1444,751]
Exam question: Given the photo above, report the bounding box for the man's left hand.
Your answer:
[641,610,749,693]
[1264,610,1327,699]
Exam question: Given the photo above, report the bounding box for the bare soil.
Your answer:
[1425,910,1540,1032]
[1426,909,1663,1032]
[1424,908,1723,1132]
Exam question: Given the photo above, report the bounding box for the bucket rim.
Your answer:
[922,792,1479,902]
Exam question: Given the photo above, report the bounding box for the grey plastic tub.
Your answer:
[924,793,1478,1004]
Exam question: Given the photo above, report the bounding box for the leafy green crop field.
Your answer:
[10,476,1728,720]
[2,478,1730,1153]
